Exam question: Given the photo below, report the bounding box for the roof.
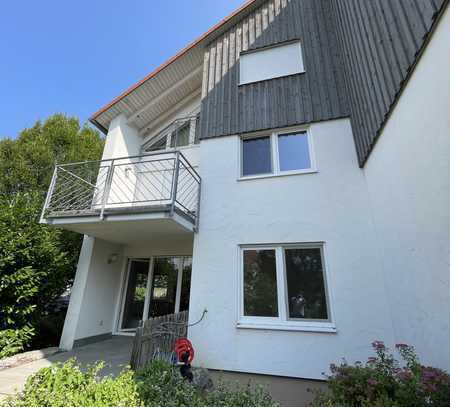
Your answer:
[89,0,263,134]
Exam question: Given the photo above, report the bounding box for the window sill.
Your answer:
[236,321,337,333]
[237,169,318,182]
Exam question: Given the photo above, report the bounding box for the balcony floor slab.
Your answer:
[43,210,194,245]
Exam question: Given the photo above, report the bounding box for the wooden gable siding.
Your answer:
[199,0,349,140]
[330,0,448,166]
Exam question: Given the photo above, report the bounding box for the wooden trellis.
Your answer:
[130,311,189,370]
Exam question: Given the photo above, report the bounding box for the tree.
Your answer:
[0,114,104,356]
[0,114,104,196]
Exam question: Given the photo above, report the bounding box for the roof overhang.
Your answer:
[89,0,264,135]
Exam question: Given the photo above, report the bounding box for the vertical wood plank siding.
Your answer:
[330,0,447,166]
[200,0,349,140]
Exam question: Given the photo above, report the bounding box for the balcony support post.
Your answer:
[170,152,180,217]
[100,160,115,220]
[40,165,58,223]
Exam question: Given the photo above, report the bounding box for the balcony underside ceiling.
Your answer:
[46,211,195,245]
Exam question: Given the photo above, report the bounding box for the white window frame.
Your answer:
[237,243,336,333]
[238,126,317,181]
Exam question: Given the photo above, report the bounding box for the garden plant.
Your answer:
[311,341,450,406]
[1,359,279,407]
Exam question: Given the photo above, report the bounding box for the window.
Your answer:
[171,122,190,148]
[240,129,315,178]
[239,244,334,332]
[243,249,278,317]
[239,41,305,85]
[284,248,328,320]
[142,115,199,153]
[194,114,201,144]
[242,136,272,176]
[146,135,167,152]
[277,132,311,171]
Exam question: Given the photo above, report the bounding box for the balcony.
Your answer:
[40,151,201,244]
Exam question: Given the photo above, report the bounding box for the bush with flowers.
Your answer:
[311,341,450,406]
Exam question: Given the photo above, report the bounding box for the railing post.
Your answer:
[40,165,58,223]
[170,152,180,217]
[100,160,115,220]
[194,180,201,232]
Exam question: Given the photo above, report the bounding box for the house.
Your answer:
[40,0,450,405]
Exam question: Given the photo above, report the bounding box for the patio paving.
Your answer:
[0,335,133,401]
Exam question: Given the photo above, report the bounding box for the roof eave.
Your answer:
[89,0,263,131]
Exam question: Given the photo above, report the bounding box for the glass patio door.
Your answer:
[120,259,151,330]
[119,257,192,332]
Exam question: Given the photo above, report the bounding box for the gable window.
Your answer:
[239,244,335,332]
[240,129,315,179]
[142,114,200,153]
[146,135,168,152]
[239,40,305,85]
[171,122,191,148]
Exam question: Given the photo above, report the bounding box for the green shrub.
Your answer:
[0,327,34,359]
[311,341,450,407]
[1,359,142,407]
[1,359,279,407]
[134,360,205,406]
[135,360,279,407]
[207,383,279,407]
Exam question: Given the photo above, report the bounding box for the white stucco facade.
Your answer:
[60,236,124,349]
[188,118,397,379]
[362,6,450,370]
[58,6,449,384]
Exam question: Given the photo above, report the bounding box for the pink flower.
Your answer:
[367,379,378,386]
[397,370,412,381]
[367,357,377,364]
[424,383,437,392]
[395,343,409,349]
[372,340,385,351]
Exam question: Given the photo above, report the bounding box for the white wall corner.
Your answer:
[102,113,142,160]
[59,235,95,351]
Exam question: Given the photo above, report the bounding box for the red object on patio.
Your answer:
[174,338,195,364]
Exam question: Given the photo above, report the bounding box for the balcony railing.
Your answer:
[41,151,201,228]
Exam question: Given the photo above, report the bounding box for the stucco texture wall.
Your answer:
[363,7,450,371]
[189,118,396,380]
[60,237,124,349]
[74,238,124,340]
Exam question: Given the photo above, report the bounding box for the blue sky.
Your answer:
[0,0,244,138]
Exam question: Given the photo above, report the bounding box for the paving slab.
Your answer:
[0,336,133,400]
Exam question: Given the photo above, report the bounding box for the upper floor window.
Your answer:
[171,122,190,148]
[239,40,305,85]
[240,129,315,179]
[143,114,200,153]
[242,136,272,176]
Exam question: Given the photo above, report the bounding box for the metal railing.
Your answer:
[41,151,201,227]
